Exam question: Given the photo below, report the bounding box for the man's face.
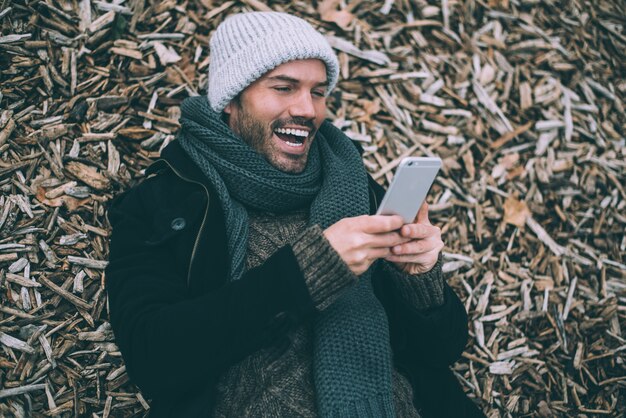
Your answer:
[224,59,328,174]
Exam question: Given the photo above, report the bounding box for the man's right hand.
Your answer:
[323,215,409,276]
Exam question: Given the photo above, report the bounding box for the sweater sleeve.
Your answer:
[291,224,357,311]
[382,254,445,311]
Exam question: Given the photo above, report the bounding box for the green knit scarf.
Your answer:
[178,96,395,417]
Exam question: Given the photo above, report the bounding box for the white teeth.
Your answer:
[274,128,309,137]
[285,141,302,147]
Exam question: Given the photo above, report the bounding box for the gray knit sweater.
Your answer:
[212,209,445,417]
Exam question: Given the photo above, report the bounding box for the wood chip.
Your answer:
[0,332,35,354]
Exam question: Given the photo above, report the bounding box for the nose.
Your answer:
[288,91,316,120]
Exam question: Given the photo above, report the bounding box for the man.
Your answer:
[106,11,485,418]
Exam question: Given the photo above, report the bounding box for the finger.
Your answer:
[385,254,425,264]
[353,262,370,276]
[391,238,441,256]
[400,223,439,239]
[367,247,393,260]
[385,249,439,265]
[361,215,404,234]
[368,231,411,248]
[415,202,430,225]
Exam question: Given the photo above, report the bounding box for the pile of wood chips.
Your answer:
[0,0,624,416]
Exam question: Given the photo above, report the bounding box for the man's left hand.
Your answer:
[384,202,444,275]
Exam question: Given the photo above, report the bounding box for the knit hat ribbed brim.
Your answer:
[208,12,340,113]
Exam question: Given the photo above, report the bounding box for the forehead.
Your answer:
[259,59,328,84]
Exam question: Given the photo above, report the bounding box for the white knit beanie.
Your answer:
[207,12,340,113]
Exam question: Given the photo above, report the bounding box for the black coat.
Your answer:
[105,140,485,418]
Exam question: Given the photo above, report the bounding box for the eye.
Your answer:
[312,90,326,98]
[273,86,291,92]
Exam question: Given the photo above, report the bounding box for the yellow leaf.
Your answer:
[503,196,530,228]
[36,187,91,211]
[318,0,354,30]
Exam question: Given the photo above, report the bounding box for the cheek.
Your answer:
[314,103,327,126]
[241,95,282,125]
[251,96,284,117]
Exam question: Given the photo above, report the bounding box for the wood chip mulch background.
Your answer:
[0,0,624,417]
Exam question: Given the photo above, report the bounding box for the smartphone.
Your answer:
[376,157,442,224]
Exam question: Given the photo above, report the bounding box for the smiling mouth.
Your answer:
[273,127,310,147]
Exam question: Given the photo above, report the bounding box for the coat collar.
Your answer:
[147,140,208,185]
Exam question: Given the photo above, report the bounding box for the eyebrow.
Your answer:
[266,75,329,87]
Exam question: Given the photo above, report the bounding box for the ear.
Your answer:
[223,102,233,115]
[225,93,243,115]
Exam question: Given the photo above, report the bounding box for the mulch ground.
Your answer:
[0,0,624,417]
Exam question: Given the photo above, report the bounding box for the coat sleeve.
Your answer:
[105,174,316,401]
[374,262,469,367]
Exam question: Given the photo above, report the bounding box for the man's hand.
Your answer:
[323,215,409,276]
[384,202,443,275]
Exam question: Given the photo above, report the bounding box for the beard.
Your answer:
[228,104,317,174]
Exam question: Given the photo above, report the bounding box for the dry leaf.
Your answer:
[36,187,91,211]
[165,66,184,84]
[318,0,354,30]
[355,98,381,125]
[503,195,531,228]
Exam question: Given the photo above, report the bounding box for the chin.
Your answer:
[278,164,307,174]
[271,157,307,174]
